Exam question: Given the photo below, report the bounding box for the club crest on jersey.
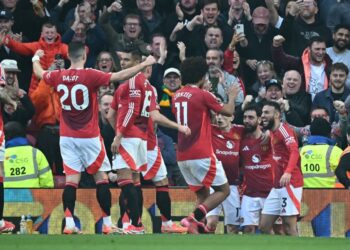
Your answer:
[251,154,261,163]
[226,140,234,149]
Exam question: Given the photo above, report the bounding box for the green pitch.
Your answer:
[2,234,349,250]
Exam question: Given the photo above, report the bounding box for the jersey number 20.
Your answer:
[57,84,89,111]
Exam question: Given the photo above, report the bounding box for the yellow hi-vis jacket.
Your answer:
[4,145,54,188]
[300,144,343,188]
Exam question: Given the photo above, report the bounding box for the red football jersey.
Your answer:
[270,123,304,188]
[43,68,112,138]
[212,125,244,185]
[172,86,223,161]
[147,86,159,150]
[240,135,275,197]
[115,72,157,140]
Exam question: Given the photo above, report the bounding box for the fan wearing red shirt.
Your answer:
[172,57,239,234]
[260,101,304,236]
[206,112,244,234]
[32,42,156,234]
[0,66,17,233]
[240,104,283,234]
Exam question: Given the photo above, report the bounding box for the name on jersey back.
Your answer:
[63,75,79,82]
[174,92,192,99]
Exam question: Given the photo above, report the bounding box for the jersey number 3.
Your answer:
[57,84,89,111]
[174,102,188,126]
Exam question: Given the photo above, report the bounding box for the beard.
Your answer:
[262,119,275,130]
[244,124,258,133]
[180,2,196,12]
[334,40,348,52]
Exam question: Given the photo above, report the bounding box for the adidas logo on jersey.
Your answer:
[242,146,250,151]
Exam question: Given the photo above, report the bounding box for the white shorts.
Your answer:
[262,185,303,216]
[60,136,111,175]
[142,146,167,182]
[206,185,240,225]
[240,195,266,226]
[112,137,147,172]
[178,154,227,191]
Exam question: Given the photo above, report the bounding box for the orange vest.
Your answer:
[335,146,350,188]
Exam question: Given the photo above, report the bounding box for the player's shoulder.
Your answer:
[277,123,293,135]
[232,124,245,133]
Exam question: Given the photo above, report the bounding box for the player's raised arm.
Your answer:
[110,55,156,82]
[32,50,46,79]
[219,84,239,116]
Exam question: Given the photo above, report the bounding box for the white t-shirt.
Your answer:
[326,47,350,89]
[309,64,326,100]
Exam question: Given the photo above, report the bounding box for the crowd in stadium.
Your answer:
[0,0,350,235]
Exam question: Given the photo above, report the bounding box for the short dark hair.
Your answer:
[311,105,329,115]
[331,62,349,75]
[263,100,281,114]
[98,91,114,104]
[180,57,208,84]
[308,36,326,47]
[123,14,141,25]
[310,117,331,137]
[150,33,166,43]
[68,42,85,62]
[4,121,26,140]
[333,24,350,34]
[205,25,222,36]
[42,22,56,30]
[201,0,220,10]
[243,103,262,117]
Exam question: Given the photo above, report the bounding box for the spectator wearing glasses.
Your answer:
[158,68,182,142]
[99,2,150,70]
[61,3,107,68]
[95,51,117,97]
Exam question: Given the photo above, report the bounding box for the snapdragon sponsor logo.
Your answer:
[245,164,272,170]
[215,149,238,156]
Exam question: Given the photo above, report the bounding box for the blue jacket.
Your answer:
[312,87,350,123]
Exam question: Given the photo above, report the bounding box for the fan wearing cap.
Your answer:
[0,59,35,127]
[158,67,182,143]
[239,6,278,89]
[0,9,33,92]
[0,63,17,233]
[265,78,307,127]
